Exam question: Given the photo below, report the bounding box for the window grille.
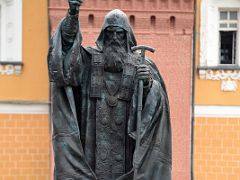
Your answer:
[219,10,238,65]
[0,5,1,61]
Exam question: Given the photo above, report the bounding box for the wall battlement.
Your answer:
[49,0,194,35]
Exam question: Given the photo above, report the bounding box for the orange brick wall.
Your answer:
[194,117,240,180]
[0,114,50,180]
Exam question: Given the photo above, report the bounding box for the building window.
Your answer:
[88,14,94,27]
[170,16,176,29]
[199,0,240,92]
[200,0,240,67]
[219,10,238,65]
[129,15,135,27]
[150,15,156,28]
[0,0,22,63]
[0,4,2,61]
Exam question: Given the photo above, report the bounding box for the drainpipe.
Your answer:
[47,0,54,179]
[47,0,52,133]
[191,0,197,179]
[47,0,52,136]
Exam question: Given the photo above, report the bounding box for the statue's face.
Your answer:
[104,26,125,44]
[103,26,127,72]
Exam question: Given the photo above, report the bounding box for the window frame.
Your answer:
[0,0,22,63]
[200,0,240,68]
[218,9,239,66]
[0,4,2,61]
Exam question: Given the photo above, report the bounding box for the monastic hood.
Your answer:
[96,9,137,51]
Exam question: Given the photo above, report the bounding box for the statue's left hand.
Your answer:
[137,64,152,86]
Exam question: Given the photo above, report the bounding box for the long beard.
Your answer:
[103,40,127,73]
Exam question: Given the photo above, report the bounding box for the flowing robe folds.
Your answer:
[48,20,172,180]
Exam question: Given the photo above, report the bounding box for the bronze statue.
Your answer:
[48,0,172,179]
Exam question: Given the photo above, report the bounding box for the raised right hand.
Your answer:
[68,0,84,15]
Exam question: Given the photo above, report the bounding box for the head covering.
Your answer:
[96,9,137,52]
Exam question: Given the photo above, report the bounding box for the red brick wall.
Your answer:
[49,1,194,179]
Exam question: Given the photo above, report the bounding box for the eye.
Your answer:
[117,31,124,35]
[106,30,114,36]
[116,31,125,38]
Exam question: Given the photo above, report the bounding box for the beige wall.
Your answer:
[0,1,51,179]
[194,0,240,179]
[0,0,49,102]
[195,0,240,106]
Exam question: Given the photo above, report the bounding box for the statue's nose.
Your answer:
[113,32,117,40]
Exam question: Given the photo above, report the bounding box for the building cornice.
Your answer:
[0,102,50,114]
[195,105,240,118]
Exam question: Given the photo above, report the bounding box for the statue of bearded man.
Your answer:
[48,1,172,180]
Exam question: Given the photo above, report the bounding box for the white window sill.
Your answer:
[199,65,240,70]
[198,66,240,92]
[0,61,23,75]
